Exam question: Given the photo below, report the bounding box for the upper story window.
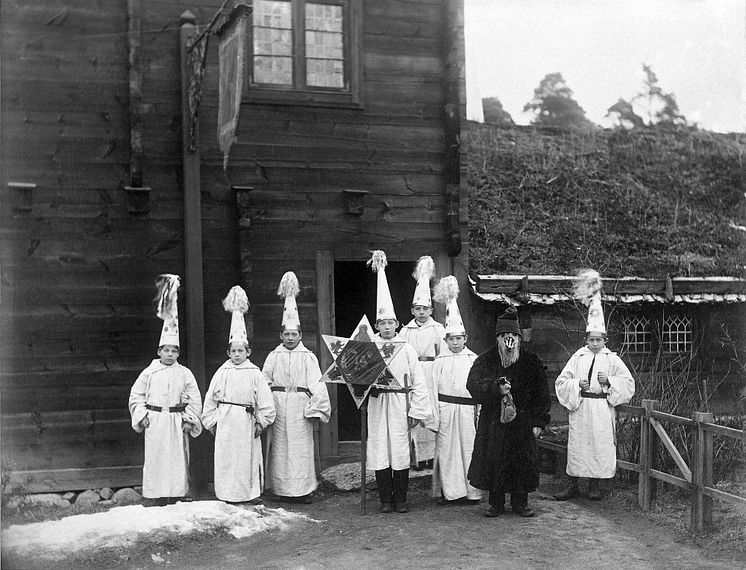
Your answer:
[622,315,652,354]
[247,0,361,107]
[662,315,693,354]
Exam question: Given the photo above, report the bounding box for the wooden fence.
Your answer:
[538,397,746,531]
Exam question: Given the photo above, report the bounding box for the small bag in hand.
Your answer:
[500,393,517,424]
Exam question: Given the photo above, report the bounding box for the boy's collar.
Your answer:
[406,317,434,328]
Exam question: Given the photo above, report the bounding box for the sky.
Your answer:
[465,0,746,133]
[2,501,310,561]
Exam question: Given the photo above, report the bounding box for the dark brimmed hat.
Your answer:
[495,306,521,337]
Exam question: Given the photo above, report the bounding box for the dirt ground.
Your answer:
[4,474,744,570]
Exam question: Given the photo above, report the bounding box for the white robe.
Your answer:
[431,347,482,500]
[367,333,433,471]
[128,359,203,499]
[262,342,331,497]
[555,347,635,478]
[202,359,276,502]
[400,318,445,462]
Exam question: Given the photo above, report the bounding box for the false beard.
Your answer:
[498,340,520,368]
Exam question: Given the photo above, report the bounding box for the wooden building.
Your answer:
[469,275,746,413]
[1,0,468,492]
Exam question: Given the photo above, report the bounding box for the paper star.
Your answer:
[321,315,407,408]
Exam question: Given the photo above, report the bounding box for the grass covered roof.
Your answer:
[466,122,746,279]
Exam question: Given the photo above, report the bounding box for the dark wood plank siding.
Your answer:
[1,0,466,488]
[232,0,462,366]
[0,0,231,485]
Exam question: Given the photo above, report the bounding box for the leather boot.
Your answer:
[485,491,505,517]
[588,478,601,501]
[510,493,535,517]
[375,468,394,508]
[392,468,409,509]
[553,477,580,501]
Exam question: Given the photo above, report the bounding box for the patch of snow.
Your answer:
[3,500,314,561]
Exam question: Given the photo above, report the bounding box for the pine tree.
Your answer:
[631,64,688,127]
[523,72,592,129]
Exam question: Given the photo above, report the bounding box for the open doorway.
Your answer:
[333,260,416,441]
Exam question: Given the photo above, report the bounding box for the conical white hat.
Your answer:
[154,274,181,347]
[277,271,301,330]
[222,285,250,345]
[434,275,465,336]
[411,256,435,307]
[368,250,396,321]
[573,269,606,335]
[586,292,606,334]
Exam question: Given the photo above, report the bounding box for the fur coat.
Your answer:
[466,346,550,494]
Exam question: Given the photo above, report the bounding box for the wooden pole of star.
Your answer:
[360,399,368,515]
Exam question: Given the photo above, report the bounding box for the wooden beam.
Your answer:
[316,250,338,460]
[442,0,462,257]
[649,417,692,483]
[649,468,690,490]
[691,411,714,531]
[638,399,656,510]
[179,10,208,498]
[617,459,643,473]
[703,486,746,507]
[475,275,746,297]
[179,12,206,387]
[7,466,143,494]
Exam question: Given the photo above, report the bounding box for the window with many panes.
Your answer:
[662,315,693,353]
[247,0,361,106]
[622,315,652,354]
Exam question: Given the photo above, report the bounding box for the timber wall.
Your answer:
[467,297,746,414]
[234,0,468,362]
[0,0,467,490]
[0,0,235,491]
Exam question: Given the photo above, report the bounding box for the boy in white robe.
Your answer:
[367,251,433,513]
[129,275,203,504]
[430,276,482,505]
[554,270,635,501]
[400,256,445,468]
[202,286,276,504]
[263,272,331,502]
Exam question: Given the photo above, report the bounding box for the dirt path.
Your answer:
[3,476,742,569]
[121,479,740,570]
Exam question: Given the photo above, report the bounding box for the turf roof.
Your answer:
[466,122,746,279]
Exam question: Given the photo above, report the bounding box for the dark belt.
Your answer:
[438,393,477,406]
[418,356,435,362]
[145,403,187,412]
[218,400,255,413]
[581,391,608,399]
[270,386,312,396]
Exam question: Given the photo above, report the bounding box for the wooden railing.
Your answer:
[538,397,746,531]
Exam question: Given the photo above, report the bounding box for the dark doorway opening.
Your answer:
[333,260,416,441]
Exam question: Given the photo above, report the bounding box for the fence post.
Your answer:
[691,411,714,531]
[639,399,657,510]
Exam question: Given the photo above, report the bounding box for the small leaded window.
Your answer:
[622,315,652,354]
[248,0,360,106]
[662,315,692,353]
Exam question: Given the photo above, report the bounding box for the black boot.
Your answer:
[485,491,505,517]
[588,478,601,501]
[375,468,394,512]
[553,476,580,501]
[511,493,535,517]
[393,468,409,513]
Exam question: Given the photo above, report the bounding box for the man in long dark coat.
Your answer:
[467,307,550,517]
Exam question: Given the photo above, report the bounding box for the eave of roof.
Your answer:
[471,275,746,305]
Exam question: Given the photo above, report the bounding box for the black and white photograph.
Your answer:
[1,0,744,568]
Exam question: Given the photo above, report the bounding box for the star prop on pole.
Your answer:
[321,315,409,408]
